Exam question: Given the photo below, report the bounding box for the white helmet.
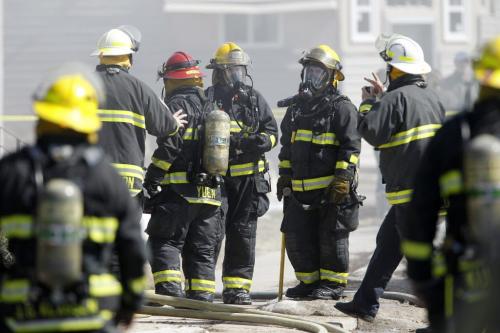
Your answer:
[91,26,141,57]
[375,34,431,75]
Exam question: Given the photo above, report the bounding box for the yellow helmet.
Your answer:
[33,64,103,134]
[300,44,345,81]
[474,36,500,89]
[206,42,251,69]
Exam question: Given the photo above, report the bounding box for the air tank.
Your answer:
[203,108,230,175]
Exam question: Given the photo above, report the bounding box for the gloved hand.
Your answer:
[114,308,135,328]
[239,133,271,154]
[230,134,243,156]
[276,175,292,202]
[328,175,351,204]
[143,181,161,199]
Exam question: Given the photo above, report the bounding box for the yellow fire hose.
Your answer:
[140,290,350,333]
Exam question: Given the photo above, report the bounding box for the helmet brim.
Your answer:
[90,48,135,57]
[34,101,101,134]
[390,61,432,75]
[474,68,500,89]
[165,68,206,79]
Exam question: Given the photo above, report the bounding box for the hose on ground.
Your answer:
[141,305,328,333]
[142,290,350,333]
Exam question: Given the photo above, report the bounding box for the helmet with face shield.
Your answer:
[299,44,344,94]
[207,42,251,88]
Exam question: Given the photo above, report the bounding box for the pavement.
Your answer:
[130,141,427,332]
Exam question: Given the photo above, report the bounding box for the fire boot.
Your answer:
[222,288,252,305]
[285,281,319,299]
[310,281,345,300]
[186,290,214,303]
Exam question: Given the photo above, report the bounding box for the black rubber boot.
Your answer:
[310,282,345,300]
[415,327,433,333]
[285,282,318,299]
[222,288,252,305]
[186,290,214,303]
[155,283,184,298]
[334,300,375,322]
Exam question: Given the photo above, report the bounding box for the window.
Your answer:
[222,14,282,48]
[443,0,467,41]
[350,0,378,43]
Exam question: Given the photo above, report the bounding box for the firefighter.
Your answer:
[91,25,187,197]
[401,36,500,333]
[276,45,362,300]
[335,34,445,321]
[204,42,278,304]
[143,52,226,302]
[0,63,147,333]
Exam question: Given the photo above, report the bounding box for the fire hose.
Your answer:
[139,290,350,333]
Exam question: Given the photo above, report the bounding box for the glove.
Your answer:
[328,175,351,204]
[276,175,292,202]
[114,308,135,328]
[230,134,243,156]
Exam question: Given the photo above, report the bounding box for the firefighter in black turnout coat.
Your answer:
[91,26,185,197]
[277,45,362,300]
[143,52,225,302]
[205,42,278,305]
[402,36,500,333]
[0,64,146,333]
[335,34,445,322]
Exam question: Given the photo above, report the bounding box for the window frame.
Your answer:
[443,0,468,42]
[220,13,284,49]
[350,0,379,43]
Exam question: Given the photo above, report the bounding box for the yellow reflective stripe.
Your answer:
[433,252,447,277]
[294,129,313,142]
[160,172,189,184]
[0,279,29,303]
[399,55,415,62]
[151,157,172,172]
[184,197,222,206]
[295,271,320,284]
[336,161,349,170]
[445,110,459,118]
[230,121,242,133]
[129,188,142,195]
[182,127,198,140]
[89,274,122,297]
[128,276,146,295]
[6,314,108,332]
[279,160,292,169]
[378,124,442,149]
[292,175,334,192]
[401,240,432,260]
[186,279,216,293]
[229,160,265,177]
[440,169,463,197]
[312,133,338,145]
[0,215,33,238]
[349,154,359,164]
[320,269,348,284]
[222,277,252,291]
[153,269,182,284]
[359,104,372,113]
[290,131,296,143]
[98,109,146,129]
[112,163,144,181]
[82,217,118,243]
[386,189,413,205]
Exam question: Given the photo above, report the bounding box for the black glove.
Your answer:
[114,308,135,328]
[276,175,292,202]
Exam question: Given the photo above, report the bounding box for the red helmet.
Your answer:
[159,51,205,80]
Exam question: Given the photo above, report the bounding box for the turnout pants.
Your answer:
[353,203,407,316]
[146,190,224,296]
[281,195,349,287]
[222,173,270,292]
